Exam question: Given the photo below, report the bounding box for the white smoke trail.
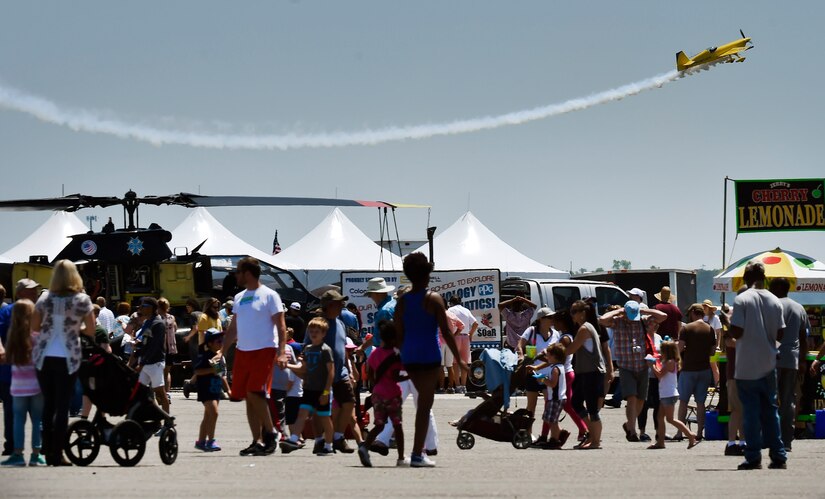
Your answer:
[0,70,689,150]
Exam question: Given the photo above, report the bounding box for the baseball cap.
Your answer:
[289,302,301,311]
[320,290,348,306]
[535,307,556,320]
[624,300,641,321]
[626,288,645,299]
[16,278,39,293]
[204,328,224,342]
[140,296,158,309]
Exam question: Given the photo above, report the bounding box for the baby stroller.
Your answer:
[64,349,178,467]
[455,348,533,450]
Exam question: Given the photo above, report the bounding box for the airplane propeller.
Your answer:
[740,29,745,39]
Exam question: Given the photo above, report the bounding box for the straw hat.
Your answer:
[654,286,676,304]
[702,299,718,312]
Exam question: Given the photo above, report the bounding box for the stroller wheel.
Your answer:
[512,429,531,449]
[158,427,178,465]
[456,432,475,450]
[65,419,101,466]
[109,420,146,467]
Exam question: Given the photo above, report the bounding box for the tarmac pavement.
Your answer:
[2,392,822,498]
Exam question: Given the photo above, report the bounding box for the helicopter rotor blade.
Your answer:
[145,193,429,209]
[0,194,121,212]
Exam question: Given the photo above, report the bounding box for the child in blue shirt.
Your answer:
[194,329,230,452]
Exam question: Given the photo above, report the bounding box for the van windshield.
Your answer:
[595,286,628,314]
[552,286,581,311]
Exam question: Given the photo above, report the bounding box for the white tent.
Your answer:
[270,208,403,291]
[168,208,301,270]
[0,211,88,262]
[416,211,569,279]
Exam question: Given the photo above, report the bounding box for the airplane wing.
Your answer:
[714,45,752,58]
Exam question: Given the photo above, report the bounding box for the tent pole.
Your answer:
[721,176,730,305]
[427,226,437,266]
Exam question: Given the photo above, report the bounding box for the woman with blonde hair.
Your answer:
[32,260,96,466]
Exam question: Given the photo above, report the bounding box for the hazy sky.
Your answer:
[0,1,822,272]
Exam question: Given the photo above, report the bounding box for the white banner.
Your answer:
[341,269,501,347]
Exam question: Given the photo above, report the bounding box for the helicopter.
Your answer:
[0,190,426,309]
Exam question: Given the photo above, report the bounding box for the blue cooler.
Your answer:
[816,410,825,439]
[704,411,726,440]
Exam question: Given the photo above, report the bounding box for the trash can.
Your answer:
[816,410,825,439]
[704,411,727,440]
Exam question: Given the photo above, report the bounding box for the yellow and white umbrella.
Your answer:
[713,247,825,293]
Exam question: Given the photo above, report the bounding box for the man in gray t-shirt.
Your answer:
[769,277,810,450]
[730,262,786,470]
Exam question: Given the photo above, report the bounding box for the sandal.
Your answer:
[647,444,665,450]
[622,423,639,442]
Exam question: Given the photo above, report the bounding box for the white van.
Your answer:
[465,277,628,392]
[500,277,629,316]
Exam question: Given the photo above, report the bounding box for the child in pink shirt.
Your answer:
[358,321,406,467]
[1,299,45,467]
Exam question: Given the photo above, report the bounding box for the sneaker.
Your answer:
[410,454,436,468]
[28,454,47,466]
[312,439,324,455]
[249,443,271,456]
[0,454,25,467]
[724,444,743,456]
[768,460,787,470]
[457,386,467,394]
[333,438,354,454]
[558,430,570,448]
[194,440,209,452]
[639,433,652,442]
[261,431,279,455]
[445,387,455,394]
[315,447,334,456]
[182,380,192,399]
[357,444,372,467]
[425,448,438,456]
[239,441,262,456]
[369,442,390,456]
[206,439,222,452]
[396,457,410,467]
[280,439,300,454]
[737,460,762,470]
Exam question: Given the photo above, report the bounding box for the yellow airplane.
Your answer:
[677,30,753,72]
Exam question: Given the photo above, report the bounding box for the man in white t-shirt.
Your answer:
[730,261,787,470]
[447,296,478,394]
[224,257,287,457]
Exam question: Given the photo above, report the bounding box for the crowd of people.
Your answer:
[0,255,819,470]
[501,265,814,469]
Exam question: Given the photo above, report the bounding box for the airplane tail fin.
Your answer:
[676,51,691,71]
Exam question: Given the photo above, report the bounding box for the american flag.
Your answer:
[272,230,281,255]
